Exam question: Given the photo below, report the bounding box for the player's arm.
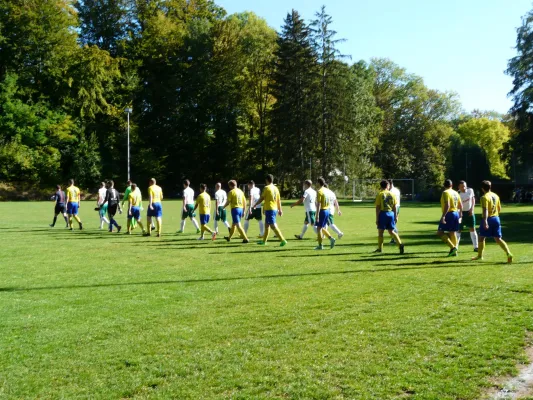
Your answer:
[78,190,81,208]
[335,199,342,216]
[128,197,133,216]
[291,196,304,208]
[182,194,186,212]
[375,203,381,225]
[441,195,450,223]
[277,194,283,217]
[248,195,253,215]
[482,204,489,229]
[470,195,476,215]
[149,190,154,210]
[193,199,199,213]
[242,196,247,213]
[255,195,264,208]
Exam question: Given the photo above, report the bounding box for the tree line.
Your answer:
[0,0,527,196]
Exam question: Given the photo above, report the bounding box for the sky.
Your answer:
[217,0,532,114]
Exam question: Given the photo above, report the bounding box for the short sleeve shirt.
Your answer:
[460,188,475,212]
[481,191,500,217]
[149,185,163,203]
[228,188,245,209]
[441,189,462,213]
[303,188,317,212]
[183,187,194,205]
[250,187,262,209]
[128,190,142,207]
[196,192,211,215]
[375,190,397,212]
[215,189,227,207]
[317,188,330,210]
[263,184,280,211]
[66,186,80,203]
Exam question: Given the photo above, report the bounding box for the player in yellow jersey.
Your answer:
[126,183,146,235]
[194,183,216,241]
[66,179,83,230]
[437,179,463,257]
[254,174,287,247]
[472,180,513,263]
[147,178,163,237]
[315,177,336,250]
[223,180,249,243]
[374,180,404,254]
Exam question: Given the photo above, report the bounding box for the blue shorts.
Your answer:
[479,216,502,238]
[129,206,141,220]
[316,210,330,229]
[147,202,163,218]
[231,208,243,224]
[377,211,396,231]
[265,210,277,225]
[200,214,210,225]
[438,211,460,232]
[67,202,79,215]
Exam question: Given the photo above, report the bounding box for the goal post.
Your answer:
[352,179,415,202]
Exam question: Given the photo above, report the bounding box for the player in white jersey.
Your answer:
[291,180,317,239]
[177,179,200,234]
[324,185,344,239]
[244,180,264,237]
[389,180,401,243]
[457,180,478,251]
[213,182,231,234]
[97,182,110,229]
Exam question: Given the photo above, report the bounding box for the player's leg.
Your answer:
[260,225,271,244]
[270,223,286,246]
[190,216,200,232]
[472,236,486,260]
[469,227,478,251]
[62,209,69,227]
[235,223,248,242]
[455,230,461,249]
[376,229,385,252]
[136,216,145,233]
[179,217,186,233]
[147,216,153,234]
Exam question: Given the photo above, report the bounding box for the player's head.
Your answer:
[228,180,237,189]
[183,179,190,188]
[126,180,132,186]
[199,183,207,192]
[481,180,491,193]
[317,177,326,188]
[304,180,312,189]
[150,178,156,186]
[380,180,389,189]
[459,180,466,191]
[215,182,221,190]
[68,179,74,186]
[265,174,274,184]
[248,180,255,189]
[131,183,137,191]
[444,179,453,189]
[388,179,394,188]
[108,180,114,188]
[100,182,106,188]
[56,184,61,190]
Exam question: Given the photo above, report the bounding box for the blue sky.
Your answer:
[217,0,532,114]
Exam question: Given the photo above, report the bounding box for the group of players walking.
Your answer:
[49,175,513,261]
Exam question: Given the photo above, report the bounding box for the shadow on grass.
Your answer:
[2,261,529,293]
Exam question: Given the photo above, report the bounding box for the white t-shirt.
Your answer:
[303,188,317,212]
[460,188,475,212]
[98,187,107,206]
[215,189,227,208]
[183,187,195,205]
[249,187,262,209]
[390,186,401,206]
[328,189,337,213]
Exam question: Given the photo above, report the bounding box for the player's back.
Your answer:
[304,188,317,211]
[197,192,211,214]
[129,190,142,206]
[215,189,227,206]
[482,191,500,217]
[441,189,461,212]
[229,188,245,208]
[317,187,330,210]
[149,185,163,203]
[250,187,261,208]
[183,187,194,204]
[263,184,279,211]
[67,186,80,202]
[375,190,395,212]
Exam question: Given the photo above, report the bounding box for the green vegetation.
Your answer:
[1,201,532,399]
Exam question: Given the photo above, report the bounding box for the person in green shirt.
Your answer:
[122,180,137,229]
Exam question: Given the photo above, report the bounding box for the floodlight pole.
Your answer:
[125,107,132,181]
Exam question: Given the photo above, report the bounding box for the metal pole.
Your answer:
[127,111,130,181]
[309,157,312,180]
[411,179,415,202]
[465,152,468,183]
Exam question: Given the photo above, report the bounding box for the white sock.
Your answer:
[330,224,342,235]
[103,216,110,224]
[224,221,230,229]
[244,220,250,233]
[100,218,105,229]
[456,232,461,249]
[470,231,478,249]
[180,220,186,231]
[191,218,200,230]
[214,220,218,233]
[258,221,264,236]
[300,224,308,238]
[312,225,318,234]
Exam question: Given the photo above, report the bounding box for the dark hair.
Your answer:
[183,179,190,186]
[481,180,491,191]
[317,177,326,187]
[380,180,389,189]
[459,180,466,186]
[248,180,255,185]
[150,178,156,185]
[228,180,237,188]
[56,184,61,190]
[444,179,453,188]
[304,180,312,187]
[68,179,74,185]
[265,174,273,184]
[131,183,137,191]
[200,183,207,190]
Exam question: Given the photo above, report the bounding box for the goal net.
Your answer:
[352,179,415,202]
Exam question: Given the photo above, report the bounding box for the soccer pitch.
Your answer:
[1,201,532,399]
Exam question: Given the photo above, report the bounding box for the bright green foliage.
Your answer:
[0,201,532,398]
[457,118,510,179]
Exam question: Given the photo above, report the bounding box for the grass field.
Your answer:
[0,200,532,399]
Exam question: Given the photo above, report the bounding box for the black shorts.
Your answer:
[55,204,65,214]
[108,203,118,217]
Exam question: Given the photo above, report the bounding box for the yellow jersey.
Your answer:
[228,188,245,209]
[148,185,163,203]
[440,189,462,213]
[66,186,80,203]
[375,190,396,212]
[195,192,211,215]
[263,184,280,211]
[128,190,142,207]
[317,187,330,209]
[481,191,500,217]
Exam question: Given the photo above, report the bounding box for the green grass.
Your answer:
[0,200,532,399]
